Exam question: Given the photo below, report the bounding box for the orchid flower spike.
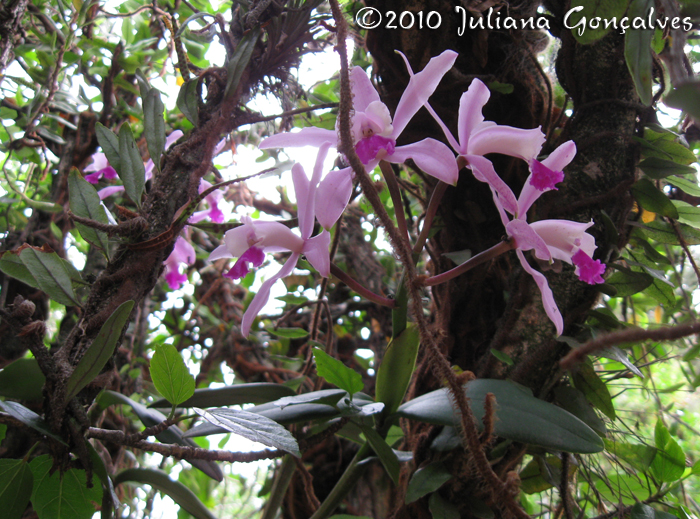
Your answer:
[84,152,118,184]
[260,50,460,228]
[483,141,605,335]
[209,144,334,336]
[189,179,226,224]
[164,235,196,290]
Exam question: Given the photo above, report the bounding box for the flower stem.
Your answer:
[413,181,447,254]
[330,263,396,308]
[379,160,410,244]
[423,238,515,287]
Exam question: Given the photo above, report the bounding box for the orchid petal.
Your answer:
[457,79,491,153]
[387,139,458,185]
[542,140,576,171]
[468,125,545,162]
[209,243,232,261]
[506,219,552,262]
[260,127,338,150]
[98,185,125,200]
[241,253,300,336]
[165,269,188,290]
[392,50,458,137]
[165,130,184,149]
[315,167,353,230]
[350,66,381,112]
[294,143,332,239]
[225,246,265,280]
[572,249,606,284]
[170,236,196,265]
[467,154,518,215]
[303,230,331,277]
[516,249,564,335]
[84,152,110,172]
[356,135,396,164]
[246,221,304,253]
[518,161,564,217]
[529,219,596,263]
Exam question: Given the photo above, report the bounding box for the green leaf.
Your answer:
[571,362,616,420]
[0,358,45,401]
[118,123,146,208]
[194,407,301,456]
[65,300,134,401]
[605,267,653,297]
[176,79,199,126]
[631,504,656,519]
[98,391,222,481]
[671,200,700,228]
[429,492,461,519]
[273,389,347,409]
[598,346,644,378]
[632,220,700,245]
[17,247,81,306]
[666,175,700,197]
[265,327,309,339]
[150,343,196,406]
[395,379,604,454]
[651,421,686,482]
[665,81,700,121]
[224,28,260,98]
[520,456,575,494]
[604,439,656,472]
[358,423,401,485]
[375,323,420,415]
[68,170,110,254]
[638,157,696,179]
[490,349,514,366]
[0,459,33,519]
[624,0,655,105]
[631,178,678,218]
[88,443,120,515]
[94,123,121,173]
[29,455,102,519]
[0,401,67,445]
[313,348,364,397]
[567,0,630,44]
[113,468,217,519]
[143,88,165,174]
[635,128,696,165]
[149,382,296,409]
[553,386,607,437]
[405,462,452,504]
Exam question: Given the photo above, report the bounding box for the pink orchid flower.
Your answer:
[259,50,459,229]
[209,144,334,336]
[412,75,547,209]
[190,179,225,224]
[484,141,605,335]
[84,153,118,184]
[164,235,196,290]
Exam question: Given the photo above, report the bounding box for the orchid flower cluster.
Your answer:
[84,50,606,336]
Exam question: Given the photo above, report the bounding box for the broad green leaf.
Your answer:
[631,178,678,218]
[665,81,700,121]
[88,443,120,515]
[429,492,461,519]
[224,28,260,98]
[655,419,672,449]
[666,175,700,197]
[635,128,696,165]
[395,379,604,453]
[605,267,653,297]
[65,300,134,401]
[553,386,607,437]
[0,358,45,401]
[194,407,301,457]
[624,0,655,105]
[313,348,364,397]
[651,421,686,482]
[638,157,696,179]
[567,0,630,44]
[604,439,656,472]
[0,400,67,445]
[631,504,656,519]
[572,362,616,420]
[150,343,195,406]
[672,200,700,228]
[490,349,514,366]
[68,170,110,254]
[18,247,81,306]
[30,455,102,519]
[273,389,347,409]
[632,220,700,245]
[150,382,296,408]
[117,123,146,208]
[143,88,165,174]
[113,468,217,519]
[520,456,575,494]
[405,462,452,504]
[176,79,199,126]
[94,123,121,173]
[358,423,400,485]
[598,346,644,378]
[0,459,33,519]
[98,391,223,481]
[265,327,309,339]
[375,323,420,415]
